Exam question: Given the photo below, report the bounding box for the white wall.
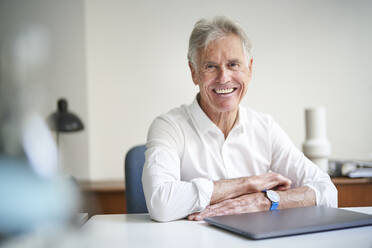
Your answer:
[3,1,371,181]
[85,0,372,180]
[0,0,90,180]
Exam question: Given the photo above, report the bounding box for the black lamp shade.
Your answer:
[51,99,84,132]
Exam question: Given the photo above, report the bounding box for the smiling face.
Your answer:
[190,34,253,117]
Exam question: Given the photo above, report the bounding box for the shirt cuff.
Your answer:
[190,177,214,212]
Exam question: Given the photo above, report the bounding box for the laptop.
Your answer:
[204,206,372,240]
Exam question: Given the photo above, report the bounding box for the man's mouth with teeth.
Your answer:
[213,87,237,95]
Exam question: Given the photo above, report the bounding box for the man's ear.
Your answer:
[188,61,198,86]
[248,57,253,72]
[248,57,253,80]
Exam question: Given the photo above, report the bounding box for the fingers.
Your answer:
[275,174,291,190]
[188,200,233,221]
[188,212,198,220]
[275,183,291,191]
[249,172,291,192]
[271,178,291,191]
[193,205,235,220]
[265,172,291,190]
[188,194,261,221]
[188,210,209,221]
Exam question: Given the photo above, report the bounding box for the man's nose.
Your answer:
[217,66,231,83]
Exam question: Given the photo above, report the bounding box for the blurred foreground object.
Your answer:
[302,107,331,173]
[0,30,79,241]
[0,19,82,245]
[0,156,80,237]
[0,103,80,240]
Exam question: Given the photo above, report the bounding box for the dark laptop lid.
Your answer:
[204,206,372,240]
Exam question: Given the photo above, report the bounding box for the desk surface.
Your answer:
[84,207,372,248]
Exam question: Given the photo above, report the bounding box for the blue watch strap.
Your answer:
[270,201,279,211]
[263,189,279,211]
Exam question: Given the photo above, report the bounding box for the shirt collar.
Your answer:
[189,96,217,134]
[189,94,247,135]
[234,107,247,134]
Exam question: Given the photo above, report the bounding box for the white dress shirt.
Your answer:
[142,97,338,222]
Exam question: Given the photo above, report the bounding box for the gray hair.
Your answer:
[187,16,252,68]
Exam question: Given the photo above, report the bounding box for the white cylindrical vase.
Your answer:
[302,107,331,173]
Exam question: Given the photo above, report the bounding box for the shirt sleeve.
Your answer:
[142,115,214,222]
[269,118,338,208]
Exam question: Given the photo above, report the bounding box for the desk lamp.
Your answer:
[50,98,84,173]
[50,98,84,144]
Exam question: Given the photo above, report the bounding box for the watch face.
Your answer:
[267,190,280,202]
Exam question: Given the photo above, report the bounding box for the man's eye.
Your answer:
[230,63,239,67]
[204,64,217,72]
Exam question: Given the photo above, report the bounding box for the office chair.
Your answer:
[124,145,148,213]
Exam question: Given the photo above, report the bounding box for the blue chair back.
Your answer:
[125,145,148,213]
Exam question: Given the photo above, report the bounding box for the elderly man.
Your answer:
[142,16,337,222]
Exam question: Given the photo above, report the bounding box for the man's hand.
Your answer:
[188,186,316,221]
[210,172,291,204]
[247,172,292,192]
[188,192,269,221]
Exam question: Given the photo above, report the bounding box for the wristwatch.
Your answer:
[263,190,280,211]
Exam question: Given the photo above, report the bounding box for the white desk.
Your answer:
[83,207,372,248]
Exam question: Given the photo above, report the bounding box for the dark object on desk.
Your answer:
[347,168,372,178]
[205,206,372,240]
[329,159,372,178]
[50,98,84,133]
[125,145,148,214]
